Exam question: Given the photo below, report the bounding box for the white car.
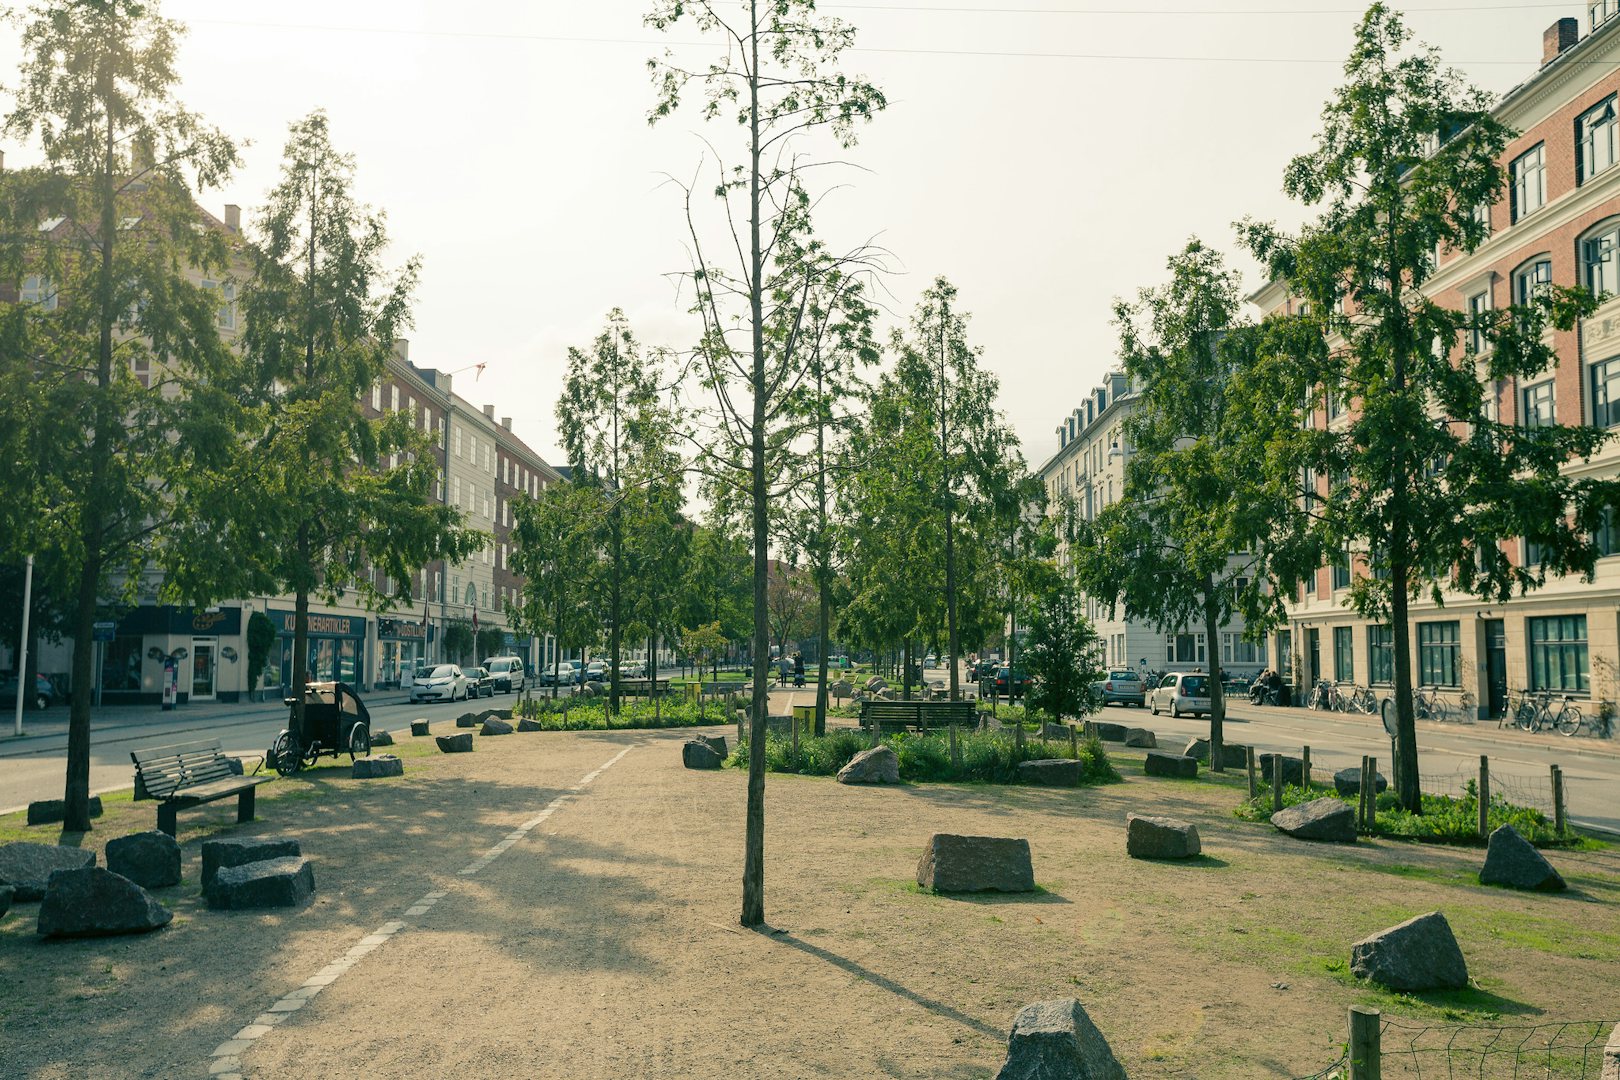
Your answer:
[1148,672,1211,718]
[409,664,469,703]
[483,656,526,694]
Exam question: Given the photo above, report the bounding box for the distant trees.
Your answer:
[507,481,601,697]
[1021,578,1105,725]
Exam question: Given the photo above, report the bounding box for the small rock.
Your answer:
[517,717,544,732]
[436,733,474,753]
[455,712,479,728]
[682,740,724,769]
[1040,723,1070,740]
[410,719,431,736]
[977,715,1004,734]
[0,885,12,920]
[36,867,172,938]
[829,680,854,700]
[837,745,900,785]
[1479,824,1566,892]
[480,718,514,736]
[25,797,103,826]
[1092,722,1128,742]
[993,999,1126,1080]
[1124,728,1157,748]
[206,856,315,910]
[864,676,887,692]
[1350,911,1468,991]
[917,834,1034,894]
[0,842,97,901]
[1126,813,1201,860]
[1258,753,1305,787]
[369,729,395,747]
[1332,766,1387,797]
[1183,738,1249,770]
[1271,982,1289,991]
[1143,751,1198,779]
[201,837,301,891]
[495,708,513,721]
[352,754,404,779]
[105,831,181,890]
[1018,758,1083,787]
[1271,798,1357,843]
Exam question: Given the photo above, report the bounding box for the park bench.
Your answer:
[616,677,671,697]
[131,738,271,837]
[858,699,977,735]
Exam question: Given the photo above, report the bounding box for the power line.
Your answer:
[826,1,1576,14]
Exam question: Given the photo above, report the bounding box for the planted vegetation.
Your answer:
[729,729,1120,786]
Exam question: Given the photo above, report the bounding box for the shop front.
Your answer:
[102,605,244,704]
[377,617,430,688]
[266,608,367,693]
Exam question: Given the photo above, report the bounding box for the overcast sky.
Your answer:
[0,0,1582,469]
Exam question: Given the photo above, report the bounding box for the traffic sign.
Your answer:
[92,621,116,643]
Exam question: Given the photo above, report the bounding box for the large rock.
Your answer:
[1271,798,1357,843]
[1018,758,1083,787]
[352,754,403,779]
[917,834,1035,894]
[698,735,728,757]
[1126,813,1201,860]
[837,745,899,785]
[0,884,11,920]
[1258,753,1305,787]
[1124,728,1157,748]
[105,831,181,890]
[436,733,474,753]
[26,796,103,826]
[0,843,97,902]
[36,867,172,938]
[410,719,431,737]
[977,715,1004,734]
[1143,751,1197,779]
[1333,766,1388,798]
[201,837,301,891]
[1040,723,1071,740]
[206,856,315,910]
[878,688,898,701]
[1092,722,1128,743]
[682,739,724,770]
[1603,1023,1620,1080]
[829,680,854,700]
[369,729,395,747]
[517,717,544,732]
[994,999,1127,1080]
[1479,824,1566,892]
[863,675,887,692]
[1350,911,1468,991]
[1183,738,1248,769]
[494,708,513,721]
[480,718,514,736]
[455,712,479,728]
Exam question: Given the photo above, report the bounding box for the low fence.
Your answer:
[1295,1008,1619,1079]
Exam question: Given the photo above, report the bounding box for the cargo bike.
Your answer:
[270,681,372,775]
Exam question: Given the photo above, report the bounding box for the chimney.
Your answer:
[0,150,6,172]
[1543,17,1578,64]
[500,417,512,430]
[223,204,240,231]
[393,338,410,362]
[483,404,495,419]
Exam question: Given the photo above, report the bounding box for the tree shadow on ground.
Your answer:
[759,927,1005,1041]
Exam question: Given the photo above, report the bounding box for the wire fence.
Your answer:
[1293,1012,1619,1079]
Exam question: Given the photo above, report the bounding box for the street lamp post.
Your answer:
[14,554,34,736]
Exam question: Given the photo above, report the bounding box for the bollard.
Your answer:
[1271,753,1284,814]
[792,711,800,755]
[1247,745,1258,800]
[1477,755,1490,838]
[1349,1005,1382,1080]
[1367,756,1378,832]
[1015,722,1025,752]
[950,724,962,768]
[1068,724,1078,759]
[1552,764,1566,835]
[869,713,879,748]
[1302,745,1312,790]
[1358,756,1371,832]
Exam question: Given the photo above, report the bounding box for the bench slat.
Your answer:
[166,775,267,807]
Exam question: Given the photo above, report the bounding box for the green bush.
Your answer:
[1234,779,1587,848]
[512,697,722,731]
[730,729,1120,786]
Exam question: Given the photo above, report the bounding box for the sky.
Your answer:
[0,0,1585,470]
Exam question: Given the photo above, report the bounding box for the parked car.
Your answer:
[537,664,575,687]
[924,653,938,667]
[616,660,646,679]
[993,666,1030,699]
[1,672,56,710]
[483,656,526,694]
[1148,672,1211,718]
[971,658,998,681]
[584,660,608,683]
[464,666,495,699]
[1093,669,1146,707]
[409,664,469,703]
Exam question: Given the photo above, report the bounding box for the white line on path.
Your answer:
[204,743,636,1079]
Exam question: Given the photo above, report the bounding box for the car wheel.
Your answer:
[1171,701,1181,718]
[1150,698,1159,716]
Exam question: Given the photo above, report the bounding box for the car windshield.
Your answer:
[1109,671,1137,681]
[1181,676,1209,696]
[428,665,456,679]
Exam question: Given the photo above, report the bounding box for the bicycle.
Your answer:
[1506,687,1537,730]
[1414,685,1454,724]
[1551,694,1584,736]
[1342,684,1379,715]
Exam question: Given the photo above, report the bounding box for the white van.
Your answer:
[482,656,526,694]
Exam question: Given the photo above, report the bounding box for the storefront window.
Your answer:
[1529,615,1588,693]
[101,636,143,691]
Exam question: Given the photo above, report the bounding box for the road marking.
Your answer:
[204,743,635,1079]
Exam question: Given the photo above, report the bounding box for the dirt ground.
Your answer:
[2,721,1617,1079]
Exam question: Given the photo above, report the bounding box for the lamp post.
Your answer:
[13,554,33,736]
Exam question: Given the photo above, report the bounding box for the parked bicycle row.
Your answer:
[1242,676,1613,739]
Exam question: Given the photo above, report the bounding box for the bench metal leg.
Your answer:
[157,803,178,837]
[238,786,256,824]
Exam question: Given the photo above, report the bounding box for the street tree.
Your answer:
[1238,4,1618,811]
[765,562,815,660]
[1068,239,1313,772]
[681,520,752,678]
[507,480,601,699]
[647,0,885,926]
[1021,577,1105,724]
[1,0,240,830]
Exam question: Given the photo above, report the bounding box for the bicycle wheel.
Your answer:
[1515,702,1536,732]
[1556,705,1582,736]
[271,731,303,776]
[1432,699,1454,724]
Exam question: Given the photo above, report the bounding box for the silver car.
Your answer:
[1148,672,1211,718]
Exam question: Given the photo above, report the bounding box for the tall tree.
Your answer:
[1022,576,1105,724]
[2,0,239,830]
[647,0,885,926]
[168,111,480,750]
[1069,239,1313,772]
[1238,3,1617,811]
[681,520,752,678]
[508,480,604,699]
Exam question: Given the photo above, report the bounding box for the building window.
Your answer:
[1466,290,1491,354]
[1368,625,1394,686]
[1331,548,1352,590]
[1333,626,1354,683]
[371,384,382,411]
[1524,538,1545,567]
[1529,615,1588,693]
[1417,621,1461,688]
[1515,258,1552,308]
[390,385,399,412]
[1583,221,1620,298]
[1221,633,1262,666]
[1471,200,1491,238]
[20,274,57,311]
[1511,144,1546,222]
[1592,356,1620,429]
[1596,508,1620,556]
[1167,633,1204,665]
[102,636,144,692]
[1521,380,1555,429]
[1579,96,1619,184]
[199,280,236,331]
[1595,0,1620,29]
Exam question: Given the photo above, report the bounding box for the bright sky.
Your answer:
[0,1,1582,469]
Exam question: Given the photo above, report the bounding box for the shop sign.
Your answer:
[378,617,428,641]
[116,605,242,637]
[268,609,365,638]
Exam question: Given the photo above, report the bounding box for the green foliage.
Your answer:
[475,627,505,664]
[1021,577,1105,723]
[506,479,602,692]
[246,611,276,692]
[730,728,1120,786]
[441,620,473,665]
[512,697,713,731]
[1234,781,1589,848]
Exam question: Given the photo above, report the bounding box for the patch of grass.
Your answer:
[728,729,1120,786]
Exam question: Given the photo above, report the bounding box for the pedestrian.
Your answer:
[793,652,805,688]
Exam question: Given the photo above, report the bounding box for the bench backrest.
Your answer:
[131,738,233,799]
[859,701,977,724]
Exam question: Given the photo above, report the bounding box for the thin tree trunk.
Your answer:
[903,638,913,701]
[939,298,961,702]
[609,508,622,716]
[1204,583,1225,774]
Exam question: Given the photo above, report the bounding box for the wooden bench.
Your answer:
[131,738,271,837]
[617,678,671,697]
[858,700,978,735]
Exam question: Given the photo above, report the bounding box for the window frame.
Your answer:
[1521,379,1556,429]
[1578,95,1619,185]
[1332,625,1354,683]
[1511,143,1547,223]
[1528,615,1589,694]
[1367,625,1394,687]
[1417,621,1461,688]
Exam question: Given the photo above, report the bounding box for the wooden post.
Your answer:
[1068,725,1078,759]
[792,711,800,755]
[1271,754,1284,814]
[1246,745,1258,800]
[1348,1005,1382,1080]
[1301,745,1311,790]
[1477,755,1489,839]
[1358,756,1370,831]
[1015,722,1024,752]
[950,724,961,768]
[1367,756,1378,833]
[1552,764,1566,835]
[869,713,879,748]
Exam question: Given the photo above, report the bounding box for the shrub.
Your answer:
[730,729,1120,786]
[512,697,718,731]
